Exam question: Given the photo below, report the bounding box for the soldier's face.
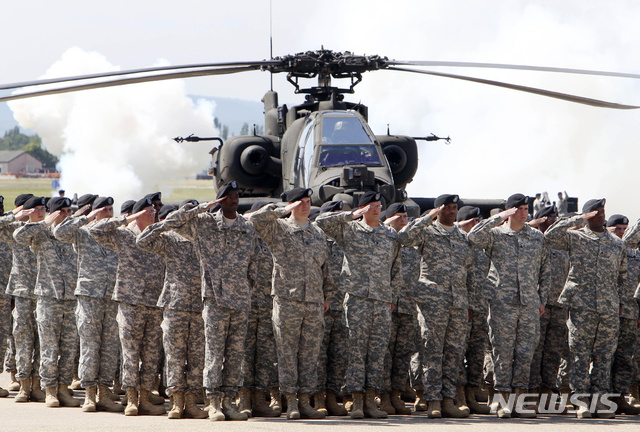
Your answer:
[31,205,46,222]
[589,207,606,230]
[607,224,627,239]
[221,191,239,214]
[99,205,114,220]
[292,197,311,219]
[387,212,408,232]
[439,203,458,226]
[514,205,528,224]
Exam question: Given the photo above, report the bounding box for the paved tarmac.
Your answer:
[2,372,640,432]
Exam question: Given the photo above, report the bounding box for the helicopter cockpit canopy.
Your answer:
[318,112,384,168]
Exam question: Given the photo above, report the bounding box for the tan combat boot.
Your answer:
[70,377,82,390]
[139,389,166,415]
[326,390,348,416]
[270,387,282,413]
[237,388,252,417]
[30,377,46,402]
[124,388,138,416]
[630,385,640,407]
[496,391,512,418]
[252,390,281,417]
[82,386,97,412]
[285,393,300,419]
[414,394,428,412]
[15,378,31,403]
[8,372,20,391]
[465,386,490,414]
[58,384,81,407]
[313,390,328,415]
[222,396,248,420]
[102,386,120,402]
[379,392,395,415]
[183,392,208,419]
[168,391,184,419]
[454,386,471,415]
[442,396,469,418]
[96,384,124,412]
[208,398,225,421]
[148,391,165,405]
[390,389,411,414]
[364,389,388,418]
[45,386,59,407]
[426,400,442,418]
[350,391,364,419]
[512,387,536,418]
[299,392,325,418]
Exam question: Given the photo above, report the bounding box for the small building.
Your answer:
[0,150,43,174]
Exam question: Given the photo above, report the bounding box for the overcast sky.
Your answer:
[2,1,640,218]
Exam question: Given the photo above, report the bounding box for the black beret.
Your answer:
[49,197,72,213]
[145,192,162,202]
[320,200,344,214]
[132,196,154,214]
[92,196,114,210]
[281,187,313,203]
[385,202,407,218]
[158,205,178,220]
[250,201,270,213]
[217,181,239,199]
[44,197,51,211]
[607,214,628,227]
[506,193,529,209]
[582,198,606,214]
[180,199,199,208]
[23,196,46,210]
[309,208,321,222]
[77,194,98,208]
[15,194,34,207]
[533,205,557,220]
[434,194,460,208]
[120,200,135,215]
[358,191,381,207]
[457,206,481,222]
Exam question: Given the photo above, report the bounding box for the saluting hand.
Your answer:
[12,205,23,215]
[428,205,444,220]
[73,204,92,217]
[44,210,60,226]
[498,207,518,221]
[284,200,302,214]
[581,210,598,220]
[87,206,107,222]
[384,214,401,226]
[207,197,227,208]
[528,216,547,228]
[126,207,154,224]
[351,205,370,219]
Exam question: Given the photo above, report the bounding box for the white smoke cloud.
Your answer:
[8,47,216,207]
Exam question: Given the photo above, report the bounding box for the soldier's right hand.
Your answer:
[528,216,547,227]
[207,197,227,208]
[12,205,23,215]
[284,200,302,214]
[73,204,92,217]
[498,207,518,220]
[351,205,370,218]
[87,206,107,221]
[126,207,154,224]
[44,210,60,226]
[427,205,444,220]
[581,210,598,220]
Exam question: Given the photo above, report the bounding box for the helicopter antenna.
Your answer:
[269,0,273,91]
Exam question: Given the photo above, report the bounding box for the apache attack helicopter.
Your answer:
[2,48,640,215]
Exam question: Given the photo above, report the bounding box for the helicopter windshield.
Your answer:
[318,145,383,167]
[322,115,373,144]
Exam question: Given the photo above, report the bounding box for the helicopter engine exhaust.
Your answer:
[377,135,419,189]
[240,145,281,177]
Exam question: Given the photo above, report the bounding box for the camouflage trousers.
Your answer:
[241,306,277,393]
[272,296,323,394]
[458,308,490,388]
[488,302,539,392]
[417,303,467,401]
[410,321,424,392]
[35,296,78,389]
[343,294,391,394]
[116,303,163,391]
[567,309,618,394]
[383,311,417,393]
[12,297,40,380]
[0,296,10,373]
[76,296,119,388]
[529,305,569,390]
[317,308,348,394]
[161,309,204,396]
[203,300,247,399]
[611,317,637,393]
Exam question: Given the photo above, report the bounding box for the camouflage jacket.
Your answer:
[163,206,256,312]
[90,217,165,308]
[0,241,10,298]
[399,216,474,310]
[54,216,118,299]
[0,215,36,298]
[621,220,640,319]
[323,237,346,311]
[14,221,77,301]
[399,245,420,315]
[547,248,570,308]
[251,205,335,305]
[137,222,203,313]
[315,211,401,304]
[468,214,550,307]
[546,215,627,315]
[250,237,274,309]
[470,247,491,312]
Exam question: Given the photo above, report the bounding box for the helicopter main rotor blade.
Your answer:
[388,66,640,109]
[388,60,640,80]
[0,66,261,103]
[0,61,278,91]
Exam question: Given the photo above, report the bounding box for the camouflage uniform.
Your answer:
[14,221,78,389]
[316,237,348,395]
[163,206,255,399]
[54,216,119,389]
[0,241,11,377]
[241,237,278,393]
[468,215,549,392]
[315,211,400,394]
[252,204,334,394]
[383,245,419,393]
[90,217,165,391]
[545,216,626,394]
[398,216,473,401]
[529,247,571,390]
[0,215,39,381]
[137,222,204,396]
